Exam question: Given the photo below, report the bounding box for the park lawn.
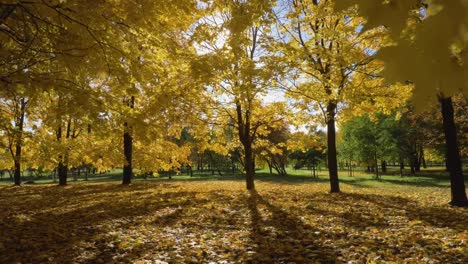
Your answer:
[0,180,467,263]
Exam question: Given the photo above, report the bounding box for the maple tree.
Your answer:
[191,0,286,190]
[289,130,327,177]
[1,1,468,263]
[338,0,468,206]
[272,0,410,192]
[0,0,205,185]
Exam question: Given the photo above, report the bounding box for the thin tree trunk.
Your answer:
[420,147,427,169]
[58,119,71,186]
[375,157,379,179]
[349,161,352,177]
[326,103,340,193]
[236,102,255,190]
[85,166,89,181]
[12,98,26,186]
[381,160,387,173]
[122,96,135,185]
[399,159,404,177]
[73,168,78,182]
[439,96,468,206]
[267,159,273,175]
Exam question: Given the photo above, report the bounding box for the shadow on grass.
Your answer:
[0,184,199,263]
[338,192,468,232]
[301,191,467,232]
[1,169,461,190]
[247,190,338,263]
[0,182,466,263]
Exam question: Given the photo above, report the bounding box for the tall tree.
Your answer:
[274,0,409,192]
[338,0,468,206]
[192,0,279,190]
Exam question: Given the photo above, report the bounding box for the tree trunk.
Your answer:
[267,159,273,175]
[122,96,135,185]
[57,119,72,186]
[348,161,352,177]
[12,98,27,186]
[13,160,21,186]
[381,160,387,173]
[326,103,340,192]
[244,143,255,190]
[439,96,468,206]
[236,102,255,190]
[85,167,89,181]
[58,162,68,186]
[189,165,193,177]
[419,146,426,169]
[415,154,421,172]
[375,157,379,179]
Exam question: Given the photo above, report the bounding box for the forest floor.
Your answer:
[0,178,467,263]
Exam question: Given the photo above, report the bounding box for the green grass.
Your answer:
[1,166,465,188]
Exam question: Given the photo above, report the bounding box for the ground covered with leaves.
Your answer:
[0,180,467,263]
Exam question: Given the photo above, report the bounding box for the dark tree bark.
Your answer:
[122,96,135,185]
[244,142,255,190]
[57,162,68,186]
[374,157,379,179]
[188,165,193,177]
[326,102,340,193]
[415,153,421,172]
[419,146,427,169]
[347,162,351,177]
[84,166,89,181]
[12,98,26,186]
[439,96,468,206]
[236,103,255,190]
[410,162,415,175]
[57,119,72,186]
[266,159,273,175]
[381,160,387,173]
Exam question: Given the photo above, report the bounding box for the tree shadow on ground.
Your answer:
[299,191,467,232]
[338,192,468,232]
[0,184,199,263]
[246,190,338,263]
[1,182,466,263]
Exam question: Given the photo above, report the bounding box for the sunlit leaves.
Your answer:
[337,0,468,107]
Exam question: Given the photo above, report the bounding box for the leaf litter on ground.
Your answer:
[0,180,466,263]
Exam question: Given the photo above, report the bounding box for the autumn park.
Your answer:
[1,0,467,263]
